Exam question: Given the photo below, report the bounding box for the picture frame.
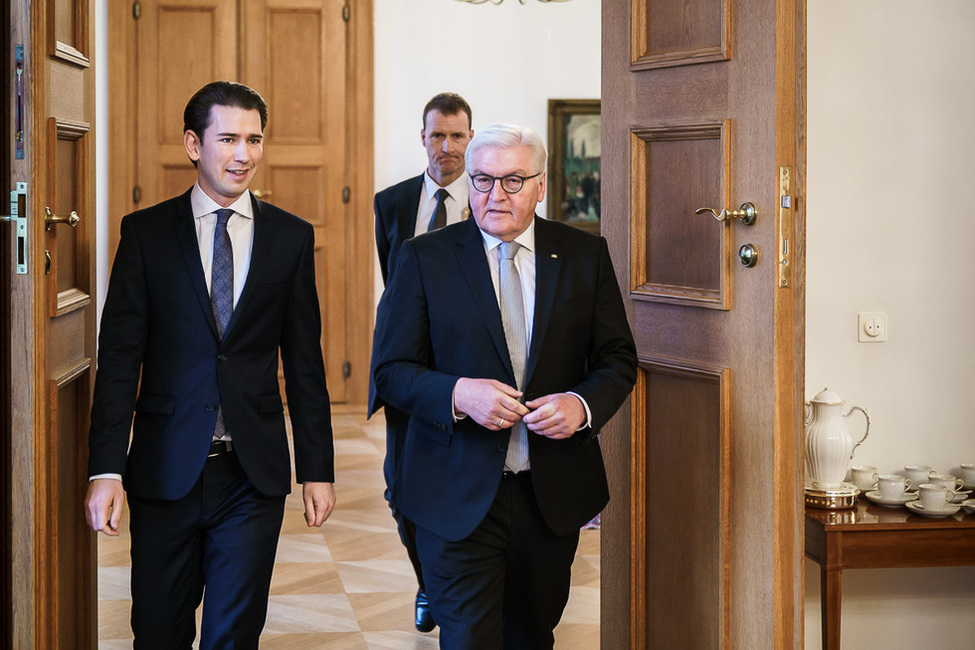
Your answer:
[547,99,601,235]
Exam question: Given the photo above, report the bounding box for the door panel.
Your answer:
[631,122,730,307]
[602,0,804,647]
[632,0,730,69]
[635,360,729,648]
[243,0,348,402]
[135,0,237,207]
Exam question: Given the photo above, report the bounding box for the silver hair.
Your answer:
[465,123,547,173]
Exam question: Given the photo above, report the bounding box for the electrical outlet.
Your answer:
[858,312,887,343]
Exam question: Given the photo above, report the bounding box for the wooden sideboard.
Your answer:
[805,499,975,649]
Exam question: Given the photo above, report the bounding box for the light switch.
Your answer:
[858,312,887,343]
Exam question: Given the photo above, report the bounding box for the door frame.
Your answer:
[105,0,375,405]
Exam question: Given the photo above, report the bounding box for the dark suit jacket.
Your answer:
[371,216,637,541]
[374,173,424,285]
[88,188,334,500]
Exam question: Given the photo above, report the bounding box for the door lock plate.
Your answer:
[2,183,28,274]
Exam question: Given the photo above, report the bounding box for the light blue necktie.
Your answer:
[211,208,234,439]
[499,241,529,472]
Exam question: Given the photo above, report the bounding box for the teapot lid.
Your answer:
[809,387,844,404]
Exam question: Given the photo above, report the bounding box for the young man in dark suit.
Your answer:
[84,81,336,649]
[371,123,638,648]
[370,92,473,633]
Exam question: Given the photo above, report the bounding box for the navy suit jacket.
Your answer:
[374,173,424,286]
[371,216,637,541]
[88,189,334,500]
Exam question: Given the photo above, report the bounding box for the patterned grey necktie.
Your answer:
[210,208,234,440]
[499,241,529,472]
[211,208,234,338]
[428,188,448,231]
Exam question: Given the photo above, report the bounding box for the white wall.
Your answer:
[805,1,975,646]
[373,0,601,300]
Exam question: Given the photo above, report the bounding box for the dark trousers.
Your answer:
[384,405,425,590]
[127,449,286,650]
[416,472,580,650]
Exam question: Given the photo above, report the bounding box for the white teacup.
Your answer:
[904,465,934,486]
[959,463,975,487]
[928,473,964,494]
[918,483,952,511]
[877,474,913,500]
[850,465,879,491]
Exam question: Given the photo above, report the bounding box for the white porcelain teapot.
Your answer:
[805,388,871,489]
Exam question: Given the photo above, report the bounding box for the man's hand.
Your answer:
[84,478,125,537]
[302,482,336,527]
[453,377,530,430]
[524,393,586,440]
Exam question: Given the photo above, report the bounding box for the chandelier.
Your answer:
[456,0,571,4]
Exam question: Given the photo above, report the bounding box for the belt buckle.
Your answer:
[208,440,233,458]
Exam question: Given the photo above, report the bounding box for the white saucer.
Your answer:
[961,499,975,514]
[949,490,972,504]
[905,500,961,518]
[865,490,917,507]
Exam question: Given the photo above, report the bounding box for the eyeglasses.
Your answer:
[470,173,541,194]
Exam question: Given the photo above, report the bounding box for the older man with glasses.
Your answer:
[371,123,637,648]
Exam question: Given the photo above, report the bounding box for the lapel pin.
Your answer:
[551,254,559,259]
[462,207,471,220]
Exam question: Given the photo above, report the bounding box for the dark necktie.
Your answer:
[428,188,448,231]
[211,209,234,338]
[499,241,529,472]
[211,208,234,440]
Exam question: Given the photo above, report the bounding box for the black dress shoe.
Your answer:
[415,590,436,633]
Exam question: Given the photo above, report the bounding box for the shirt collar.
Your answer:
[479,217,536,255]
[191,182,255,220]
[423,170,469,202]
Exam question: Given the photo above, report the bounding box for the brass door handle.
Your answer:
[45,206,80,230]
[694,202,757,226]
[251,189,272,200]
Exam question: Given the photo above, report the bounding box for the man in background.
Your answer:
[371,123,637,647]
[370,91,474,633]
[84,81,335,649]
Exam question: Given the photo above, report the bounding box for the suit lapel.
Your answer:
[527,216,562,384]
[399,174,424,236]
[223,193,271,338]
[453,219,515,379]
[174,190,221,340]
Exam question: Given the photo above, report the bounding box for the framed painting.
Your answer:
[547,99,601,234]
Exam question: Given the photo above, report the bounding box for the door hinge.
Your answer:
[342,361,351,379]
[133,185,142,205]
[342,4,350,22]
[1,183,29,274]
[342,186,350,204]
[133,1,141,19]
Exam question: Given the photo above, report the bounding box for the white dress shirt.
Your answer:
[191,183,255,307]
[414,171,470,237]
[464,220,592,459]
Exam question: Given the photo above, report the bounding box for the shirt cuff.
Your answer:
[89,473,123,482]
[567,391,592,431]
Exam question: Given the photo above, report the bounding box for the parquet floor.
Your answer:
[97,405,600,648]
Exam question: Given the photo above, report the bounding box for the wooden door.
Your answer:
[5,0,98,647]
[109,0,373,404]
[241,0,349,403]
[600,1,805,647]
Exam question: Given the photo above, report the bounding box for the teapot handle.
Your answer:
[804,400,812,426]
[844,405,871,458]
